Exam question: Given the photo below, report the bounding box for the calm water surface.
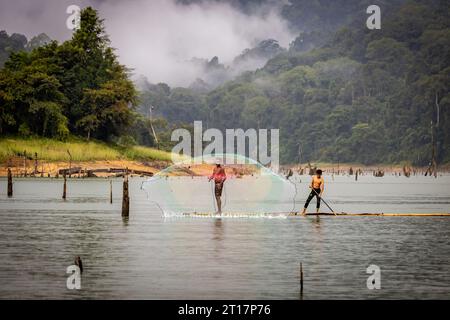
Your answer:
[0,174,449,299]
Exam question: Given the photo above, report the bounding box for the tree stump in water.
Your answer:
[62,173,67,200]
[122,174,129,217]
[110,180,113,204]
[7,168,13,197]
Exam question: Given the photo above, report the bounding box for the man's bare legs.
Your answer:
[216,196,222,214]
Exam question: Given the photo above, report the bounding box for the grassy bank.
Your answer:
[0,136,174,163]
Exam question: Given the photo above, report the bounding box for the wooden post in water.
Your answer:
[355,170,358,181]
[23,150,27,177]
[110,180,113,204]
[67,150,72,178]
[122,169,129,217]
[62,172,67,200]
[7,168,13,197]
[74,256,83,274]
[300,262,304,295]
[34,152,38,176]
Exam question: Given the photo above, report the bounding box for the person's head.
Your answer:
[316,169,322,177]
[215,159,221,167]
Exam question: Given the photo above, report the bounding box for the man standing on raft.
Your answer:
[209,160,227,214]
[300,169,324,215]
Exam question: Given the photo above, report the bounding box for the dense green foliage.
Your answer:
[1,1,449,166]
[0,7,139,143]
[141,0,450,165]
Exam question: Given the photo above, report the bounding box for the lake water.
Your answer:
[0,174,449,299]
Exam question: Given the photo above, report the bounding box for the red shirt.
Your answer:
[210,166,226,183]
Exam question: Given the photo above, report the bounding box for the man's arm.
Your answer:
[208,168,216,181]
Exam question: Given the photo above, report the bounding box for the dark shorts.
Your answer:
[304,188,322,209]
[215,182,224,197]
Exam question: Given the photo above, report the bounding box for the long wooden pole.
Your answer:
[311,188,336,216]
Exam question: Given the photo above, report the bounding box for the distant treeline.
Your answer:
[0,31,52,67]
[140,0,450,165]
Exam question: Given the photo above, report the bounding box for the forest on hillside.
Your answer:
[1,0,449,166]
[140,0,450,165]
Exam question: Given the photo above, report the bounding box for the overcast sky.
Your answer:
[0,0,295,86]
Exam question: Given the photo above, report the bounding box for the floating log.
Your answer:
[86,170,98,178]
[59,167,82,175]
[72,168,155,177]
[127,169,153,176]
[58,167,152,178]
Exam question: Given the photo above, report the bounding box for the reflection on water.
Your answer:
[0,175,449,299]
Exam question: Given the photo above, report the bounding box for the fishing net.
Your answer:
[141,153,297,218]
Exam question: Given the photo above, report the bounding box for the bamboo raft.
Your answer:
[181,212,450,217]
[301,212,450,216]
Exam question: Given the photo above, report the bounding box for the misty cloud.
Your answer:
[0,0,296,87]
[99,0,295,87]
